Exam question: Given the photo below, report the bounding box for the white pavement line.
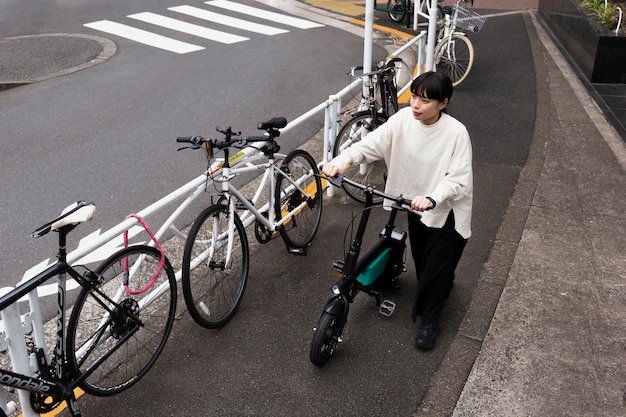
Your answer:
[83,20,205,54]
[128,12,249,44]
[169,5,288,35]
[206,0,325,29]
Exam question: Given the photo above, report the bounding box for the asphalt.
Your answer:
[1,1,625,416]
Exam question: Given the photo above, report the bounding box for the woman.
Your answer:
[322,71,473,350]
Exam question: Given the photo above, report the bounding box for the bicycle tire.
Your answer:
[333,113,388,204]
[433,33,474,87]
[67,245,176,397]
[182,204,249,329]
[274,149,323,248]
[310,300,345,366]
[387,0,406,22]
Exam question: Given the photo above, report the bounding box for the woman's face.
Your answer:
[410,94,448,125]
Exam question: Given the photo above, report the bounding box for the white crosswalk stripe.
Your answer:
[84,20,205,54]
[84,1,324,54]
[128,12,249,44]
[205,0,324,29]
[168,5,288,35]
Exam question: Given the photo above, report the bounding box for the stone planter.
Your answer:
[538,0,626,83]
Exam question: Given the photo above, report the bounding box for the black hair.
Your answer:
[410,71,453,102]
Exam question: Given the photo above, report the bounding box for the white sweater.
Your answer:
[332,107,473,238]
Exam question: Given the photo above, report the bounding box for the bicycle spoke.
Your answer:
[67,246,176,397]
[182,204,249,329]
[275,150,323,249]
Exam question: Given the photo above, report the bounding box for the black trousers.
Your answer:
[408,211,467,324]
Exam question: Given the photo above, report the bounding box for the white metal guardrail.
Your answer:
[0,28,427,417]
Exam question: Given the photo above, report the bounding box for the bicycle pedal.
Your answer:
[379,300,396,317]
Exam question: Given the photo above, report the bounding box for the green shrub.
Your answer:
[580,0,625,30]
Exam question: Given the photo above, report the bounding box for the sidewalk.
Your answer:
[419,11,626,416]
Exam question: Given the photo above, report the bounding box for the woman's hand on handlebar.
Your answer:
[322,162,341,178]
[410,196,434,212]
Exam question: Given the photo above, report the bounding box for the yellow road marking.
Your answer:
[20,387,86,417]
[303,0,365,16]
[349,18,415,39]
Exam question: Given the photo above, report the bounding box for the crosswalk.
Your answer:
[84,0,324,54]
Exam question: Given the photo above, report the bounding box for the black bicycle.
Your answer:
[0,202,177,416]
[334,57,404,204]
[309,175,413,366]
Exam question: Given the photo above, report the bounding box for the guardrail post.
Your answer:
[417,33,427,77]
[27,290,46,354]
[324,94,341,198]
[0,315,17,417]
[426,0,439,71]
[0,287,38,417]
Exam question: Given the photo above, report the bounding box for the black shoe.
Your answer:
[415,322,439,350]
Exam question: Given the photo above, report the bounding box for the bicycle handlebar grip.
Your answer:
[176,136,206,149]
[349,66,364,76]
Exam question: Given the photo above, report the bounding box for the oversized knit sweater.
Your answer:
[331,107,473,239]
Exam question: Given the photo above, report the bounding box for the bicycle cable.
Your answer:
[122,213,165,295]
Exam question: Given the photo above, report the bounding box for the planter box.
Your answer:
[538,0,626,83]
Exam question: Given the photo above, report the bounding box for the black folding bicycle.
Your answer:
[310,175,413,366]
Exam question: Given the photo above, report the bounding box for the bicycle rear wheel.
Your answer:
[67,245,176,397]
[275,149,323,248]
[433,33,474,87]
[333,113,388,204]
[387,0,406,22]
[182,204,249,329]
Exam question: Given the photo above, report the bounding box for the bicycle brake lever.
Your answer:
[326,174,343,188]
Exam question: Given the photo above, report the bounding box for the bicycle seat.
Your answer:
[32,201,96,238]
[257,117,287,131]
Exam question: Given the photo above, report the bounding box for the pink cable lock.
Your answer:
[123,214,165,295]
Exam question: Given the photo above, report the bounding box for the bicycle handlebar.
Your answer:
[349,57,403,78]
[176,117,288,152]
[325,173,413,209]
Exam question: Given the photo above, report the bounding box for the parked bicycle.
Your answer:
[309,174,412,367]
[333,57,405,204]
[387,0,444,26]
[387,0,485,86]
[0,201,177,416]
[177,117,323,329]
[428,0,485,86]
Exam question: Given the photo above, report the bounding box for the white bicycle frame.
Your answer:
[188,142,317,269]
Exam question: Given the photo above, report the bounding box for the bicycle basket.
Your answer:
[452,5,485,33]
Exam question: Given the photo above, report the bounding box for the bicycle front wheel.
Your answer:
[182,204,249,329]
[433,33,474,87]
[333,113,388,204]
[67,245,177,397]
[310,299,345,367]
[275,149,323,248]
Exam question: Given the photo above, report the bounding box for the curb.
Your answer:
[0,33,116,90]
